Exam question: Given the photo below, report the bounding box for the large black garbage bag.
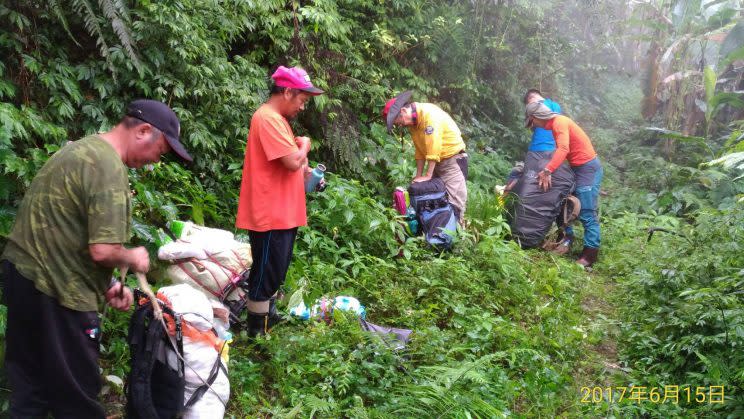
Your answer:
[508,151,575,248]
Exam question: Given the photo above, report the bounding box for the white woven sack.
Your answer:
[156,284,230,419]
[166,242,252,303]
[182,341,229,419]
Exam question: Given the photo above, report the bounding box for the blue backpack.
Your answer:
[408,178,458,249]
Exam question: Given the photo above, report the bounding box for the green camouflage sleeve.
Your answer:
[82,143,131,244]
[88,189,131,244]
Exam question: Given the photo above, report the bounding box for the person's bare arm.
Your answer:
[415,159,425,177]
[279,136,311,171]
[413,160,436,182]
[89,243,146,312]
[89,243,150,273]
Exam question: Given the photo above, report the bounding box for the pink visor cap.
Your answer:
[271,66,324,96]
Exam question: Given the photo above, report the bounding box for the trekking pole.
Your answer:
[118,266,127,299]
[135,272,162,320]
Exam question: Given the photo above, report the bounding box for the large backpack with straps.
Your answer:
[126,289,228,419]
[126,290,185,419]
[408,178,458,249]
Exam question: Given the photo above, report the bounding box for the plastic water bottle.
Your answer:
[213,319,232,341]
[168,220,193,239]
[305,164,326,193]
[405,207,419,235]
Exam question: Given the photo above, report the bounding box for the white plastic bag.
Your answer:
[156,284,230,418]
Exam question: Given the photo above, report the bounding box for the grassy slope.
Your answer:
[217,75,648,417]
[8,74,735,418]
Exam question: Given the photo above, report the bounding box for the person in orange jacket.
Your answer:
[524,101,603,267]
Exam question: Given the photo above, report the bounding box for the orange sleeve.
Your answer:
[545,118,569,173]
[256,113,298,161]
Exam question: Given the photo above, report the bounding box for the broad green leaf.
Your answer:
[709,92,744,117]
[704,65,716,106]
[191,204,204,225]
[720,20,744,59]
[720,44,744,68]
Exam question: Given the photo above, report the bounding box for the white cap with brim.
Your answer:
[524,101,558,127]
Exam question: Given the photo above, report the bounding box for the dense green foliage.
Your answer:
[2,0,744,417]
[0,0,573,233]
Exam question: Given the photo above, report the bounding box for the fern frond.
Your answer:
[72,0,111,62]
[305,394,334,416]
[388,354,507,418]
[112,0,132,23]
[48,0,82,46]
[98,0,142,72]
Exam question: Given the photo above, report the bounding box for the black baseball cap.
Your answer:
[126,99,193,162]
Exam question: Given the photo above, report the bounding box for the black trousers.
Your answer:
[246,228,298,302]
[1,260,105,419]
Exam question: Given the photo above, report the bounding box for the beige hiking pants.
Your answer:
[433,152,468,221]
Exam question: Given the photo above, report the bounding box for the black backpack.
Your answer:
[408,178,458,249]
[126,291,185,419]
[126,290,229,418]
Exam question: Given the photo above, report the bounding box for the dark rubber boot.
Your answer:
[246,311,270,337]
[268,297,285,325]
[247,302,285,337]
[577,247,599,268]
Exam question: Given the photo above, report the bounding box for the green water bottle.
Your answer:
[168,220,193,239]
[305,164,326,193]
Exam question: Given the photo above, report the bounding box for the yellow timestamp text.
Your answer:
[580,385,725,404]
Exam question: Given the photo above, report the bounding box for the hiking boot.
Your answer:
[246,311,271,337]
[553,232,574,255]
[268,297,285,325]
[577,247,599,268]
[247,300,285,337]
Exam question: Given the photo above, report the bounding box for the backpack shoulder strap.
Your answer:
[127,303,164,419]
[184,344,227,408]
[127,296,184,419]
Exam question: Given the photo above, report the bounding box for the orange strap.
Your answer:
[139,293,224,353]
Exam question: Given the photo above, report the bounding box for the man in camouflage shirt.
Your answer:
[0,99,192,418]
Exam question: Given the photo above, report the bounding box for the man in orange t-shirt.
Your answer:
[236,66,324,336]
[525,101,603,268]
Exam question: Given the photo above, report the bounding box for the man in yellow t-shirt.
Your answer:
[383,91,468,222]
